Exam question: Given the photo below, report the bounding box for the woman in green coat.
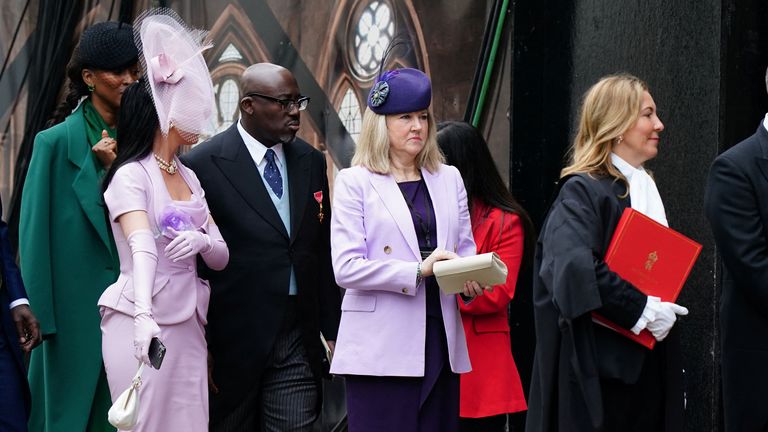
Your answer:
[19,22,140,432]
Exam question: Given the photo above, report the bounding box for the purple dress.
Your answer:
[345,179,460,432]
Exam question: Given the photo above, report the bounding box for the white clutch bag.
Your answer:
[108,363,144,430]
[433,252,508,295]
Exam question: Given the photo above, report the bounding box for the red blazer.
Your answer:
[459,199,527,418]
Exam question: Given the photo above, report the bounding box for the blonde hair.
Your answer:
[352,108,444,174]
[561,74,649,186]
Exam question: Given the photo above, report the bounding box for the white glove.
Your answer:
[127,229,161,364]
[164,229,211,262]
[631,296,662,335]
[647,301,688,341]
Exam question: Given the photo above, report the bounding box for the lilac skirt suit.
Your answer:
[99,154,213,431]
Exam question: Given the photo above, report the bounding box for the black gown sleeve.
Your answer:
[539,177,647,328]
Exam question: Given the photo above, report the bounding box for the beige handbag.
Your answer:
[433,252,508,294]
[108,363,145,430]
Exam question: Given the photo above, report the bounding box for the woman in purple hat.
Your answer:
[330,68,491,431]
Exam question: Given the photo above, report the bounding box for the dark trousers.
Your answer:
[459,415,508,432]
[601,347,664,432]
[0,319,27,432]
[211,300,319,432]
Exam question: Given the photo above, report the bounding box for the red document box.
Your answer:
[592,208,702,349]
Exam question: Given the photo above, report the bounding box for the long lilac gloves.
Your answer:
[163,223,228,270]
[200,223,228,270]
[128,229,161,365]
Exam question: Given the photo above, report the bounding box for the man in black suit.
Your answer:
[0,196,41,431]
[704,68,768,432]
[182,63,341,432]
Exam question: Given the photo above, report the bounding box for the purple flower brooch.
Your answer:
[369,70,399,108]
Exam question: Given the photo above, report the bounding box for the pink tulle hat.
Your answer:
[133,8,215,140]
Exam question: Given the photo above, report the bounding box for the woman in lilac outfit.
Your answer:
[98,9,227,431]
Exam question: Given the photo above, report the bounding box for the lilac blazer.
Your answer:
[98,154,211,325]
[330,164,475,377]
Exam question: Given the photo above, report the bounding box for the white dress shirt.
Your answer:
[236,120,297,295]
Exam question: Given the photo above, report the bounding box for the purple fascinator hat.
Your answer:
[134,8,215,140]
[367,68,432,115]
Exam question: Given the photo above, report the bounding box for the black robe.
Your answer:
[525,173,684,432]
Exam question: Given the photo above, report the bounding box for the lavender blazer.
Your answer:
[330,164,474,377]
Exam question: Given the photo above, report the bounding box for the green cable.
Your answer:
[471,0,510,127]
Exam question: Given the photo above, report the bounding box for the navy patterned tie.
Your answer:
[263,149,283,198]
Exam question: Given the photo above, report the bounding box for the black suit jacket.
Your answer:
[705,122,768,431]
[182,124,341,422]
[0,196,30,418]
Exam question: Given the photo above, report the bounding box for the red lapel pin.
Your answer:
[314,191,324,223]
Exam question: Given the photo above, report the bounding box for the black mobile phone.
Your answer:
[148,337,167,370]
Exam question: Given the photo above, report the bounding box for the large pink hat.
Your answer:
[133,8,215,140]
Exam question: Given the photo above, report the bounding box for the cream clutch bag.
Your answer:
[433,252,508,295]
[108,363,144,430]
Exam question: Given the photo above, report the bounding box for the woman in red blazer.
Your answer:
[438,121,533,432]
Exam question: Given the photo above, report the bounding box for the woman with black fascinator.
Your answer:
[19,21,140,432]
[438,121,532,432]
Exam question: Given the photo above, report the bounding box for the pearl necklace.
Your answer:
[153,153,177,175]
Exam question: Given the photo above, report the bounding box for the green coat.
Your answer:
[20,103,119,432]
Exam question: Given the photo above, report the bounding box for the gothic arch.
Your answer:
[206,3,270,66]
[331,75,364,144]
[203,4,271,133]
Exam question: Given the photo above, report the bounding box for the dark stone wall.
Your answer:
[509,5,574,429]
[512,1,768,430]
[721,0,768,150]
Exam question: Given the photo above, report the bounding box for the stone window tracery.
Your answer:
[338,87,362,143]
[351,1,394,79]
[216,78,239,132]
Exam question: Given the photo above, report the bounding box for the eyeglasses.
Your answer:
[244,92,310,112]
